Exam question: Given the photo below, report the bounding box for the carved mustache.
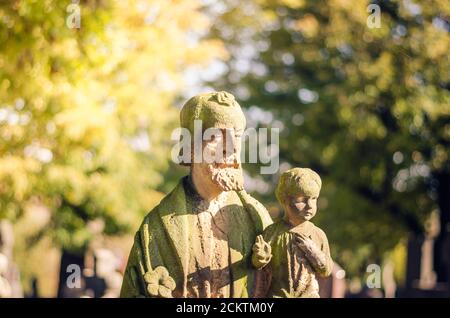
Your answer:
[211,161,240,169]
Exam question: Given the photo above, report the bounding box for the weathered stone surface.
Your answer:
[120,92,272,298]
[252,168,333,298]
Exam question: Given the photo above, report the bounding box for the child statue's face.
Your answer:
[285,194,318,224]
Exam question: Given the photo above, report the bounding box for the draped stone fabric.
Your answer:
[120,176,273,298]
[185,181,231,297]
[255,220,332,298]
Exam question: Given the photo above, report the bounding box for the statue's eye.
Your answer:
[294,197,306,204]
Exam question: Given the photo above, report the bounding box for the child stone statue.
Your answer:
[251,168,333,298]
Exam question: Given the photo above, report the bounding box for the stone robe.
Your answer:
[256,220,332,298]
[120,176,273,298]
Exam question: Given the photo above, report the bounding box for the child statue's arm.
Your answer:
[294,232,333,277]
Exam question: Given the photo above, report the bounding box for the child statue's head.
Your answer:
[275,168,322,225]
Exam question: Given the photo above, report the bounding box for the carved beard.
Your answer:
[207,163,244,192]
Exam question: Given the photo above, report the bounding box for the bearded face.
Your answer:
[207,162,244,192]
[194,128,244,192]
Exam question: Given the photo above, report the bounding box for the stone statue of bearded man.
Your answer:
[120,91,273,298]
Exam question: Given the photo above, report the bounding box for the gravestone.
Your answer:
[0,220,23,298]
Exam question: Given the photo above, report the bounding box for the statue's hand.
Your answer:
[294,233,330,276]
[294,233,317,253]
[143,266,176,298]
[252,235,272,269]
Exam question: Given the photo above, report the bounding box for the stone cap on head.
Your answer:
[180,91,246,134]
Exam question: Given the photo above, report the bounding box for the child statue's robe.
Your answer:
[256,220,333,298]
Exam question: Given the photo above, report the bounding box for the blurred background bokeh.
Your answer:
[0,0,449,297]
